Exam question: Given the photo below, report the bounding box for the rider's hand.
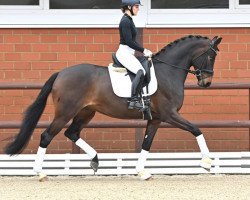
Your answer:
[143,49,153,57]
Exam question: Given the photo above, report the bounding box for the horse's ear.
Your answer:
[214,36,222,46]
[211,36,222,51]
[212,36,218,41]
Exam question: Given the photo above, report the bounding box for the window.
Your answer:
[50,0,120,9]
[0,0,126,27]
[0,0,41,10]
[148,0,250,27]
[236,0,250,8]
[151,0,229,9]
[0,0,39,5]
[239,0,250,4]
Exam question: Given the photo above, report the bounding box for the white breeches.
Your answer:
[116,44,146,75]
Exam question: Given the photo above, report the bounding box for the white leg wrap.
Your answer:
[196,134,209,157]
[33,146,46,173]
[75,138,97,159]
[136,149,149,172]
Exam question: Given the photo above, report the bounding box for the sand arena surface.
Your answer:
[0,175,249,200]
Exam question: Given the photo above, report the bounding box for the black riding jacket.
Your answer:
[119,14,144,53]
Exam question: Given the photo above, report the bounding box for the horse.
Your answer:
[5,35,222,181]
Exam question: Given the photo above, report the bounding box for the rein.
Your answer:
[152,56,198,75]
[151,45,217,77]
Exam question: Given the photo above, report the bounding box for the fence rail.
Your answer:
[1,120,250,129]
[1,82,250,89]
[1,82,250,129]
[1,152,250,175]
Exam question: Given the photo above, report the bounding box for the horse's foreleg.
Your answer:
[64,109,99,172]
[136,120,161,180]
[167,112,212,170]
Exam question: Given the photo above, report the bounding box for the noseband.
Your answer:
[152,44,217,78]
[192,45,217,78]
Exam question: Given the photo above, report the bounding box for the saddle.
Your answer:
[111,53,153,120]
[112,53,152,90]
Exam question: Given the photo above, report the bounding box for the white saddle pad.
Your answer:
[108,63,158,98]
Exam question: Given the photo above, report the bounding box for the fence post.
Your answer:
[249,89,250,151]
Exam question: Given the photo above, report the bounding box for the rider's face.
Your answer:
[132,4,140,15]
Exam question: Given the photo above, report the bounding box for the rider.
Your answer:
[116,0,153,110]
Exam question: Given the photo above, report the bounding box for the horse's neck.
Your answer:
[160,45,193,69]
[154,44,196,91]
[157,51,192,82]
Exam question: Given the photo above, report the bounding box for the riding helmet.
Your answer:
[121,0,142,7]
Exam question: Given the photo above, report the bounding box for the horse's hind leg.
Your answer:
[64,108,98,172]
[33,110,78,181]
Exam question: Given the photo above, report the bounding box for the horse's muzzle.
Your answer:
[198,76,213,88]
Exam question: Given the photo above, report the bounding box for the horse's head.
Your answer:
[191,36,222,88]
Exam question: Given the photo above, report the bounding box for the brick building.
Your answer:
[0,0,250,154]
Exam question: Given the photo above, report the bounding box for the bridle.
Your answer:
[192,45,217,79]
[151,43,217,79]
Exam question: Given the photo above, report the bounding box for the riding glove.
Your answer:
[143,49,153,57]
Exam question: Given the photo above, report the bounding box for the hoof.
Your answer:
[138,169,152,181]
[90,155,99,173]
[38,173,48,182]
[200,156,212,170]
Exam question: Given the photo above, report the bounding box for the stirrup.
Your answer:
[128,99,144,110]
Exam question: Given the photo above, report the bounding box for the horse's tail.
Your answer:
[5,72,59,155]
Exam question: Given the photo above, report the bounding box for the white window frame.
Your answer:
[0,0,135,28]
[235,0,250,8]
[147,0,250,27]
[0,0,42,10]
[0,0,250,28]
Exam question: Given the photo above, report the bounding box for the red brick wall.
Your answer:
[0,28,249,154]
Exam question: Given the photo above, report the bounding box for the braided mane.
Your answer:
[154,35,209,57]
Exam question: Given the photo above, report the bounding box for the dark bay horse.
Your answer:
[5,35,222,180]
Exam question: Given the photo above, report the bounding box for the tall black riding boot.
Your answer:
[128,70,145,110]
